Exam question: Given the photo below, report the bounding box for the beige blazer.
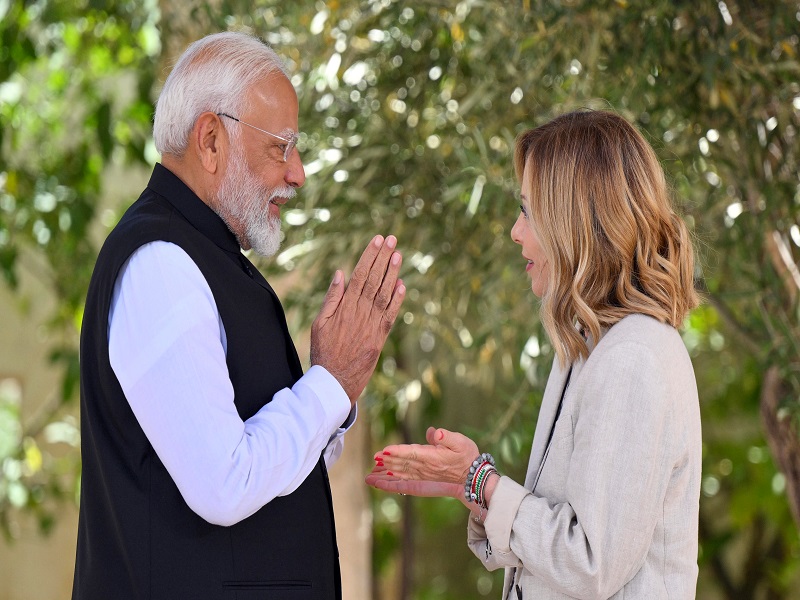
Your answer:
[468,314,701,599]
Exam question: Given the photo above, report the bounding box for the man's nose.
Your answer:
[285,149,305,188]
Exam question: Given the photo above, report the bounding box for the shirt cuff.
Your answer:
[292,365,351,437]
[339,403,357,431]
[484,476,529,556]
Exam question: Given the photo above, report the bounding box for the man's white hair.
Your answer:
[153,31,288,157]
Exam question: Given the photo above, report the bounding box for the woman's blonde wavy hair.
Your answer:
[514,110,699,366]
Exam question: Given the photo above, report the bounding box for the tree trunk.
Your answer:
[761,231,800,529]
[760,365,800,528]
[329,416,372,600]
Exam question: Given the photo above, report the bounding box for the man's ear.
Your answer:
[193,112,224,175]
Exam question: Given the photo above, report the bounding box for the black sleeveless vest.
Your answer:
[72,164,341,599]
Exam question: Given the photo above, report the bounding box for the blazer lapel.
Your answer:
[523,358,571,490]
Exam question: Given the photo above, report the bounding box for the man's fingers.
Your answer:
[360,235,397,301]
[380,280,406,336]
[345,235,384,299]
[313,233,401,401]
[374,251,402,310]
[316,270,345,323]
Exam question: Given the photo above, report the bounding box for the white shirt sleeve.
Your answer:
[323,404,357,469]
[108,241,354,526]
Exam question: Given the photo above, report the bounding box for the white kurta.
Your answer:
[108,240,355,526]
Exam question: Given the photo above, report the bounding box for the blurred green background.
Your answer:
[2,0,800,598]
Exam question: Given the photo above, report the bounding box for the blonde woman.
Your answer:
[366,110,701,599]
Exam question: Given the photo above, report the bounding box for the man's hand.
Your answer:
[310,235,405,403]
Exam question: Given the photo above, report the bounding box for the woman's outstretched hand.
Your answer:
[364,427,479,500]
[362,476,462,499]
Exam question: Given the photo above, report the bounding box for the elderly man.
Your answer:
[72,32,404,599]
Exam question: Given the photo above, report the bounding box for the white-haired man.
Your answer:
[72,32,404,599]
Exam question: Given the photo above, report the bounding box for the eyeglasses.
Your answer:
[216,112,299,163]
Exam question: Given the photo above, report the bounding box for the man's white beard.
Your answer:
[215,150,296,257]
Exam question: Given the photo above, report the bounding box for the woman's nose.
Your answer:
[510,213,525,245]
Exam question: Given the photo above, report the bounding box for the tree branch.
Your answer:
[696,280,764,357]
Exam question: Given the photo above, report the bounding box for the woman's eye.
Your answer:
[519,204,528,217]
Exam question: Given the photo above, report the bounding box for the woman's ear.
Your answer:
[193,112,223,175]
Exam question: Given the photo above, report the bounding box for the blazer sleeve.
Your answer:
[479,340,680,599]
[467,476,526,570]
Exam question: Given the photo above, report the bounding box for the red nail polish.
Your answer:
[383,451,391,456]
[387,471,394,476]
[376,462,384,467]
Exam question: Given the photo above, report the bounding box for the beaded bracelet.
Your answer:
[465,453,493,501]
[464,452,496,504]
[475,465,497,507]
[473,463,496,506]
[472,464,492,499]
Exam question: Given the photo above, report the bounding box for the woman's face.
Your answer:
[510,165,549,297]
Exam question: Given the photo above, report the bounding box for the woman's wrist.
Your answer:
[468,473,500,524]
[462,452,501,524]
[483,471,500,507]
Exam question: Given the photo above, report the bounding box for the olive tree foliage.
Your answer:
[2,0,800,598]
[226,2,800,597]
[0,0,160,537]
